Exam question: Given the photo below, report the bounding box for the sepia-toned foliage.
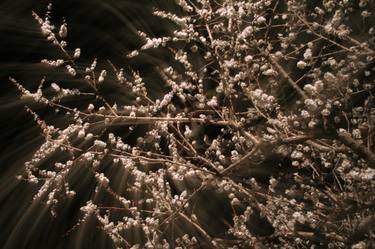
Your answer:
[10,1,375,248]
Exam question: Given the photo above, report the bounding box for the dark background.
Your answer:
[0,1,178,248]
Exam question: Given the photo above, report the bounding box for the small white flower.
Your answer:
[73,48,81,59]
[303,84,316,94]
[271,53,282,60]
[321,109,330,116]
[239,26,253,40]
[184,125,192,137]
[231,198,241,206]
[50,83,60,92]
[88,104,94,112]
[66,190,76,198]
[297,60,307,69]
[128,50,139,58]
[352,241,367,249]
[66,65,76,76]
[94,140,107,149]
[352,129,361,139]
[244,55,253,62]
[77,129,85,138]
[292,160,300,167]
[263,68,277,76]
[314,80,324,92]
[98,70,107,83]
[59,23,68,38]
[308,120,317,128]
[95,173,109,186]
[361,10,371,18]
[256,16,266,24]
[269,177,278,188]
[304,99,318,111]
[207,96,218,107]
[303,48,312,60]
[291,151,303,159]
[324,72,337,83]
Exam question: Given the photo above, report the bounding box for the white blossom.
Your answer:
[88,104,95,111]
[304,99,318,111]
[73,48,81,59]
[303,48,312,60]
[50,83,60,92]
[98,70,107,83]
[66,65,76,76]
[59,23,68,38]
[297,60,307,69]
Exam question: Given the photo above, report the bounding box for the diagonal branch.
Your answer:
[337,131,375,168]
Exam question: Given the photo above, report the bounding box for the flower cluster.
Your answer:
[11,1,375,248]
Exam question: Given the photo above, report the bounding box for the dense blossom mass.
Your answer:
[10,0,375,248]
